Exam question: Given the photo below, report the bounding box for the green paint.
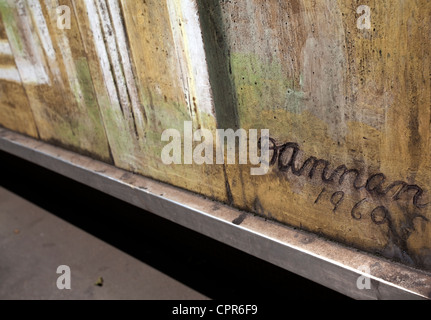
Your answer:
[0,1,24,54]
[92,91,139,170]
[230,53,305,122]
[74,57,111,161]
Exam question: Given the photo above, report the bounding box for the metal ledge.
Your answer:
[0,128,430,300]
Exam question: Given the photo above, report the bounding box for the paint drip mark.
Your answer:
[232,212,247,226]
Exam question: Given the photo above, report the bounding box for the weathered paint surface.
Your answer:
[0,0,111,161]
[116,0,228,200]
[0,0,430,271]
[0,14,38,137]
[208,0,431,270]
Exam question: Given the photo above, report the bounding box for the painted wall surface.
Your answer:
[0,0,430,271]
[0,13,38,137]
[0,0,111,161]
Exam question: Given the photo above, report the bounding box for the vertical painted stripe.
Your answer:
[27,0,64,88]
[167,0,193,120]
[166,0,215,125]
[27,0,56,60]
[9,0,50,85]
[178,0,214,116]
[107,0,146,132]
[30,0,64,87]
[95,0,132,118]
[43,0,86,108]
[83,0,122,113]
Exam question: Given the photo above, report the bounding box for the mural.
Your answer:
[0,0,430,271]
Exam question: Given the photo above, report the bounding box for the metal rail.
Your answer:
[1,128,430,300]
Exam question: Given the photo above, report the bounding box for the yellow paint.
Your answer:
[117,0,228,201]
[0,12,38,137]
[220,0,431,269]
[0,0,111,161]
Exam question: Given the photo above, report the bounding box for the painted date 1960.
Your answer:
[314,187,389,225]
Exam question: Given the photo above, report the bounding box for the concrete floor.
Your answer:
[0,186,207,300]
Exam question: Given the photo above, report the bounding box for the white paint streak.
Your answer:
[28,0,56,60]
[95,0,129,109]
[107,0,146,133]
[84,0,122,111]
[9,0,50,85]
[0,40,13,55]
[85,0,145,136]
[30,0,65,88]
[0,39,22,83]
[44,0,90,111]
[167,0,215,125]
[179,0,214,116]
[0,67,22,82]
[167,0,191,118]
